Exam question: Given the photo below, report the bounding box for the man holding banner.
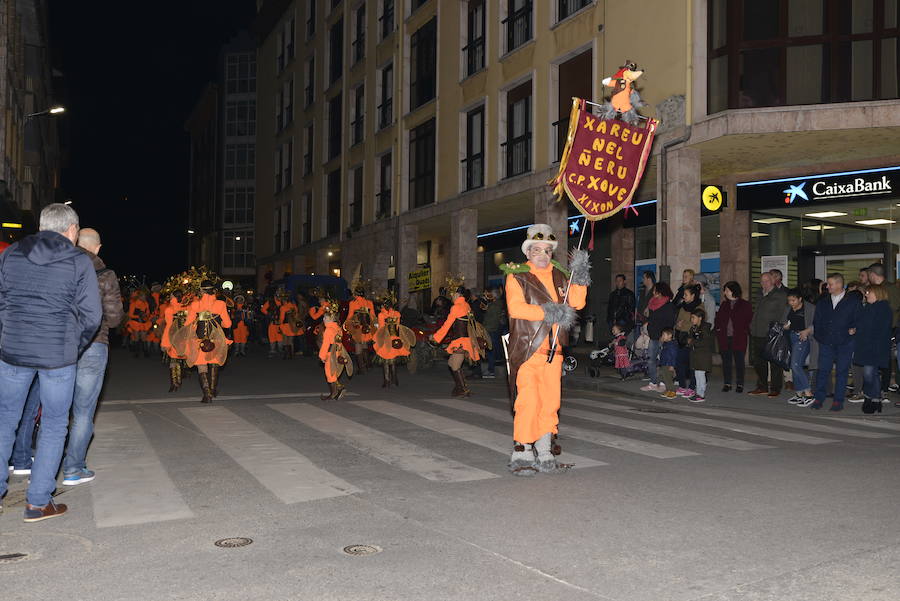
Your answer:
[503,224,590,476]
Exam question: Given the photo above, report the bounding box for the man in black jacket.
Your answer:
[606,274,635,332]
[0,204,102,522]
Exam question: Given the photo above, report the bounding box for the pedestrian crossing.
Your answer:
[77,394,896,529]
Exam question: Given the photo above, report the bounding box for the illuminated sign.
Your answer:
[701,185,725,215]
[737,166,899,210]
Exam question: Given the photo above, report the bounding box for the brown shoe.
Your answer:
[768,390,780,398]
[748,388,769,395]
[24,500,68,523]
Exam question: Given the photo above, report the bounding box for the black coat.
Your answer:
[0,231,102,368]
[607,286,635,328]
[853,300,892,368]
[647,300,676,341]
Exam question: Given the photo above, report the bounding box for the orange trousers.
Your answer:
[513,353,562,444]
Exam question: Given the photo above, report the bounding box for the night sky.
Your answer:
[48,1,257,282]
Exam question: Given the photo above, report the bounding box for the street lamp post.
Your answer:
[26,106,65,120]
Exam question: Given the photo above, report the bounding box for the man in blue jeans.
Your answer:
[812,273,860,412]
[62,228,123,486]
[0,204,101,522]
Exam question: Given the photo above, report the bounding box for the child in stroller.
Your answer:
[588,324,649,380]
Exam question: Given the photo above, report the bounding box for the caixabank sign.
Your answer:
[736,166,899,210]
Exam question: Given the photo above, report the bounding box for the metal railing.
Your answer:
[502,133,531,178]
[552,117,569,163]
[460,154,484,191]
[503,1,532,53]
[378,99,392,129]
[463,38,485,76]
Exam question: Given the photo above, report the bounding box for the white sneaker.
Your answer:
[796,396,816,407]
[11,467,31,475]
[640,384,657,392]
[847,396,865,404]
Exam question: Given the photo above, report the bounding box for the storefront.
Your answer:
[738,165,900,292]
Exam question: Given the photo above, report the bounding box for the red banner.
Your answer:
[551,99,658,221]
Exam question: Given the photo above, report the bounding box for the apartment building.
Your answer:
[255,0,900,318]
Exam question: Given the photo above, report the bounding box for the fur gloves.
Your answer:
[541,301,577,330]
[569,249,592,286]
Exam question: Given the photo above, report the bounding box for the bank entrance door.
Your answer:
[798,243,899,284]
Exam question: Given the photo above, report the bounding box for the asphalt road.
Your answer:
[2,345,899,601]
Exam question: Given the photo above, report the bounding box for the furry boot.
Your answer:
[321,382,336,400]
[199,372,213,403]
[507,443,537,477]
[208,365,219,398]
[534,432,568,473]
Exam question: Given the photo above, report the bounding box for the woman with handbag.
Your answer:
[714,281,753,393]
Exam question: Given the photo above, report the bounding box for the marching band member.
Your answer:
[431,274,487,397]
[373,290,416,388]
[173,280,232,403]
[345,278,375,374]
[319,300,353,400]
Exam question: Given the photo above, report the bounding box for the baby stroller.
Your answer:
[588,325,650,380]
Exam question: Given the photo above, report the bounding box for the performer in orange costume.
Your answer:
[175,281,232,403]
[230,294,250,356]
[345,280,375,374]
[319,300,353,400]
[432,275,482,397]
[307,288,328,350]
[161,289,190,392]
[127,289,152,357]
[278,294,304,359]
[373,290,415,388]
[261,291,285,357]
[503,224,589,476]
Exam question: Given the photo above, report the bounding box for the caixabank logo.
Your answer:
[737,166,900,211]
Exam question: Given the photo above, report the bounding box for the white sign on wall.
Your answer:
[761,255,789,287]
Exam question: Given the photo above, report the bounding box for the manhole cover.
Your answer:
[214,537,253,548]
[342,544,382,556]
[0,553,29,564]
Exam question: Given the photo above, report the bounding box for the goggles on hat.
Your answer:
[529,232,556,241]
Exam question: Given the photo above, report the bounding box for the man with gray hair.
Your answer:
[0,203,102,521]
[61,228,123,486]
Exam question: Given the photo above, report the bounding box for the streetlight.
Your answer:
[187,229,196,234]
[26,105,65,119]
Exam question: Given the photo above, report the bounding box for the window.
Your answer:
[352,85,365,145]
[304,55,315,107]
[504,81,531,178]
[282,139,293,189]
[275,146,283,193]
[226,99,256,137]
[274,203,292,253]
[708,0,899,112]
[379,0,394,40]
[223,230,255,269]
[306,0,316,39]
[377,152,392,219]
[303,123,314,175]
[225,144,255,180]
[327,169,341,235]
[329,18,344,84]
[277,13,296,72]
[504,0,532,53]
[411,0,429,12]
[410,18,437,110]
[378,62,393,129]
[353,4,366,64]
[224,184,254,225]
[226,53,256,94]
[350,165,363,228]
[328,94,342,160]
[464,1,485,76]
[302,191,313,244]
[409,118,435,208]
[558,0,591,22]
[463,105,484,190]
[278,78,294,130]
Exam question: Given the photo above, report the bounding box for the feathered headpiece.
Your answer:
[323,299,341,319]
[445,273,465,292]
[161,266,220,297]
[377,289,398,307]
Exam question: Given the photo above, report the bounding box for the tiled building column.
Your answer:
[718,182,750,294]
[449,208,478,289]
[396,223,419,301]
[658,146,701,282]
[534,187,569,266]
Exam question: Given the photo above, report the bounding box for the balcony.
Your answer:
[502,133,531,178]
[503,1,532,54]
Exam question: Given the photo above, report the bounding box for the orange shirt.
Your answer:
[348,296,374,320]
[505,261,587,352]
[309,306,325,320]
[186,294,232,329]
[433,297,472,343]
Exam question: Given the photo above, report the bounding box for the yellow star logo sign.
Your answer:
[702,185,723,212]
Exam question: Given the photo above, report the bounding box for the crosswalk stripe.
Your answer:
[560,406,773,451]
[104,392,357,406]
[269,404,500,483]
[583,393,892,439]
[566,398,838,444]
[351,400,606,469]
[88,411,194,528]
[181,406,360,503]
[425,399,699,459]
[814,417,900,432]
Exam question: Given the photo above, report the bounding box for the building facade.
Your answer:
[186,32,257,285]
[254,0,900,319]
[0,0,61,239]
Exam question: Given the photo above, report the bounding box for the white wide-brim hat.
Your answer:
[521,223,559,256]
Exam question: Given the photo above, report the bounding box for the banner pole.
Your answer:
[547,216,589,363]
